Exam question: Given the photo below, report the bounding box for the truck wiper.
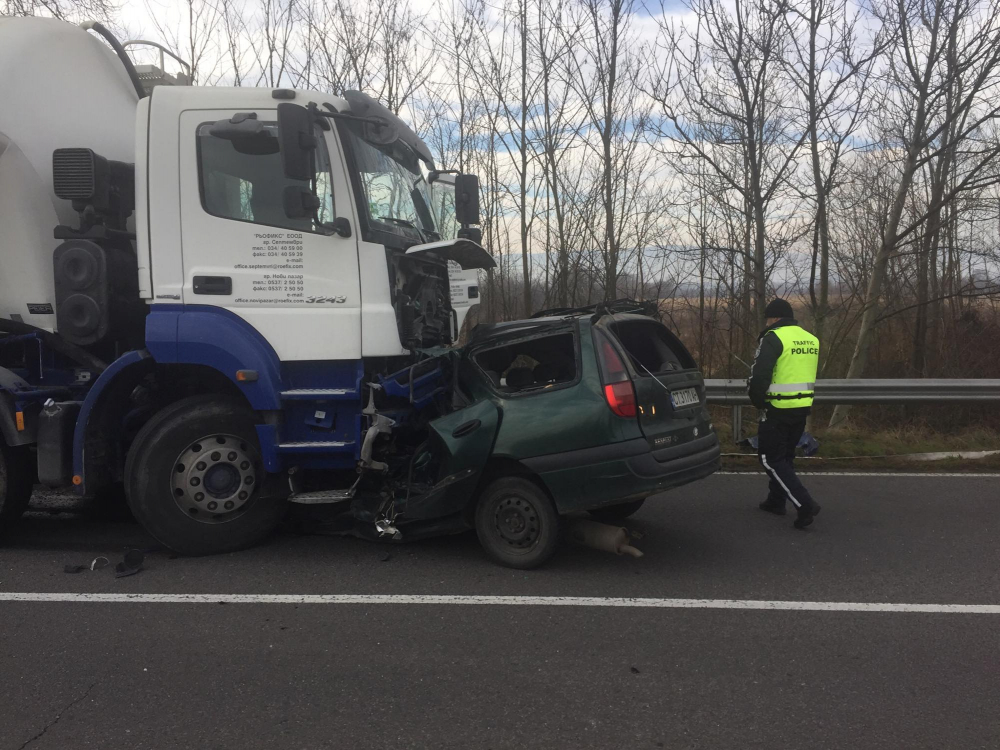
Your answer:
[381,215,419,230]
[380,215,439,242]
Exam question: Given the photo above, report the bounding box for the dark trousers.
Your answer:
[757,414,817,512]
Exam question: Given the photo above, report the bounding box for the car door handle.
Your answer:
[193,276,232,295]
[451,419,481,438]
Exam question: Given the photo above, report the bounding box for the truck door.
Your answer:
[177,109,361,361]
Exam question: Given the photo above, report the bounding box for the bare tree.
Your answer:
[649,0,810,345]
[830,0,1000,425]
[780,0,885,367]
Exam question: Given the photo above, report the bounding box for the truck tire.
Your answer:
[125,395,285,556]
[587,498,646,522]
[474,476,560,570]
[0,441,33,539]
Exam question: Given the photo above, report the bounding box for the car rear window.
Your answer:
[607,319,696,374]
[473,332,578,394]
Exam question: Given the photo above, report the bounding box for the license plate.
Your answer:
[670,387,699,409]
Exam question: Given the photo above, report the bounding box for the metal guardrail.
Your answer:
[704,379,1000,406]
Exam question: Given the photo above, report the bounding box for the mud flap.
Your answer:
[395,399,500,521]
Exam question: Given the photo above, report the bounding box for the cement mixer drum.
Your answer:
[0,17,138,329]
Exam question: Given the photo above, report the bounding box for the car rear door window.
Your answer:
[608,319,696,374]
[473,332,578,394]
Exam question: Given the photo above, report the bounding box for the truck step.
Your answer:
[280,389,358,401]
[277,441,355,454]
[287,489,355,505]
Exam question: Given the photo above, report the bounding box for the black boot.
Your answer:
[759,499,787,516]
[794,502,822,529]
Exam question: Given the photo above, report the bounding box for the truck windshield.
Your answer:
[340,123,437,240]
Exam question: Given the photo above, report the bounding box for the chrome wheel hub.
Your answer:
[171,435,259,523]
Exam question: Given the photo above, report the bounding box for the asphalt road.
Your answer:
[0,473,997,749]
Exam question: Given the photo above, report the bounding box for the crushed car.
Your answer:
[331,300,721,569]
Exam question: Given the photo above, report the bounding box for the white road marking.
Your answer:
[718,471,1000,478]
[0,592,997,613]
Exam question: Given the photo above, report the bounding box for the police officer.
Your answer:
[747,299,822,529]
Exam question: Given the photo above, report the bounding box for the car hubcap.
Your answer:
[494,495,540,548]
[171,435,259,523]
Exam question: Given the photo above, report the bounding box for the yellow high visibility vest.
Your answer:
[767,325,819,408]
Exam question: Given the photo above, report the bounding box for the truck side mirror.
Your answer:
[209,113,279,155]
[455,174,480,226]
[277,102,316,182]
[283,186,320,219]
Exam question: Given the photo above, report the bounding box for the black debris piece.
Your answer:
[114,549,145,578]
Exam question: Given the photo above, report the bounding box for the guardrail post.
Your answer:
[732,405,743,444]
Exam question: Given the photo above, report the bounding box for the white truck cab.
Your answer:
[0,17,495,555]
[139,86,485,361]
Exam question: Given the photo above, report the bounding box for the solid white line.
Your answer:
[0,592,997,613]
[718,471,1000,478]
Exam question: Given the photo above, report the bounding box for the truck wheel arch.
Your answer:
[74,353,258,496]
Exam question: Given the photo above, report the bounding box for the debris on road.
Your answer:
[114,549,144,578]
[568,519,644,558]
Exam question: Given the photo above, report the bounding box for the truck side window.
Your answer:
[197,121,334,233]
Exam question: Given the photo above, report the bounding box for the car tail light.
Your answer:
[595,331,636,418]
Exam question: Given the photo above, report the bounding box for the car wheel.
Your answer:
[0,440,33,539]
[474,476,560,570]
[125,395,285,556]
[587,498,646,523]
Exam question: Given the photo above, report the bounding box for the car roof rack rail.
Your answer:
[530,298,658,319]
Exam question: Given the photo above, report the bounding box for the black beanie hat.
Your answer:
[764,298,794,319]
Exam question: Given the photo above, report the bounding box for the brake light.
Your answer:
[595,330,636,418]
[604,382,636,417]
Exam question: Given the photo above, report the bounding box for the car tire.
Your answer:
[475,476,560,570]
[587,498,646,523]
[0,440,33,539]
[125,395,285,556]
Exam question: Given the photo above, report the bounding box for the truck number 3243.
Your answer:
[306,296,347,304]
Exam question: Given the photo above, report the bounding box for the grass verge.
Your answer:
[711,418,1000,473]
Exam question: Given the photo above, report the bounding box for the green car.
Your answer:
[391,303,720,569]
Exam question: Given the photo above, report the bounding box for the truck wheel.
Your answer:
[0,441,33,539]
[474,476,560,570]
[587,498,646,523]
[125,395,284,556]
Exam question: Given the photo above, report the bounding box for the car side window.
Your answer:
[197,120,335,233]
[473,332,578,394]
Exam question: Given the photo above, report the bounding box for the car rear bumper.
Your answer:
[521,433,721,514]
